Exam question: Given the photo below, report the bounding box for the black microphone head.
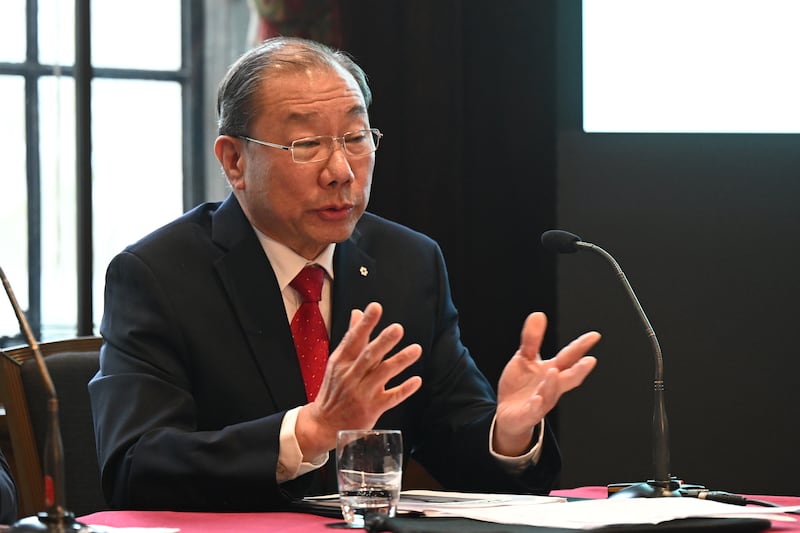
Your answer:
[541,229,583,254]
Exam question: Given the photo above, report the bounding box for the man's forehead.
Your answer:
[257,67,367,120]
[265,62,360,95]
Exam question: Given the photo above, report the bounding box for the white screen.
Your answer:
[582,0,800,133]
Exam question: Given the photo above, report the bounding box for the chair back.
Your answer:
[0,337,105,517]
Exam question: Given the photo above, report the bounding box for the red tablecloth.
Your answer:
[80,510,335,533]
[79,487,800,533]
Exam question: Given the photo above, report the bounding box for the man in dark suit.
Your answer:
[89,36,600,511]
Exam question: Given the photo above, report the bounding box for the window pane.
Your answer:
[92,79,184,328]
[39,0,76,66]
[0,77,28,342]
[39,76,79,340]
[92,0,182,70]
[0,2,26,62]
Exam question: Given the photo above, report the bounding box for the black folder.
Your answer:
[360,514,772,533]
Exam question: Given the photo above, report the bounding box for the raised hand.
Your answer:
[296,302,422,459]
[494,312,600,457]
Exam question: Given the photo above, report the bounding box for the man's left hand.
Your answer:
[494,312,600,457]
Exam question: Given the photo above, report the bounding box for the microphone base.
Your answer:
[8,511,96,533]
[609,480,682,499]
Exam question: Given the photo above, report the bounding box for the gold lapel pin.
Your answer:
[359,266,368,277]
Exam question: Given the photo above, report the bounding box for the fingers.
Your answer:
[342,323,421,395]
[557,355,597,392]
[518,312,547,360]
[531,367,558,412]
[336,303,420,379]
[530,358,596,419]
[383,374,423,411]
[332,302,388,367]
[495,313,603,456]
[349,308,363,327]
[371,342,422,385]
[529,350,597,413]
[341,302,382,351]
[550,331,602,370]
[542,330,599,395]
[316,303,422,429]
[346,322,406,376]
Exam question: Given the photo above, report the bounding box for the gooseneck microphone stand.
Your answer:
[541,230,680,498]
[1,266,95,532]
[574,241,679,498]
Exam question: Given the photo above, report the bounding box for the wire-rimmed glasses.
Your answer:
[240,128,382,163]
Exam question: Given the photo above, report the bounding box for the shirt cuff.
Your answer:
[277,406,329,483]
[488,416,545,475]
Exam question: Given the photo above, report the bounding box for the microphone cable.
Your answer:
[680,488,797,513]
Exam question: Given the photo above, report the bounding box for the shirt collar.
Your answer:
[253,228,335,290]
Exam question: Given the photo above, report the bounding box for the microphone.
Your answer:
[541,230,680,498]
[0,265,95,532]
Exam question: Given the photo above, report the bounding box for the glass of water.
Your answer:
[336,429,403,528]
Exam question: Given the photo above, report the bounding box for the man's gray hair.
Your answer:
[216,36,372,136]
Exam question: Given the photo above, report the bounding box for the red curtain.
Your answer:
[250,0,342,47]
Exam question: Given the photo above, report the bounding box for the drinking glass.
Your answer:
[336,429,403,528]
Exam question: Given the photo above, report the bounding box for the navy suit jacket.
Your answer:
[89,194,561,511]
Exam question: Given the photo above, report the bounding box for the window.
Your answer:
[582,0,800,133]
[1,0,205,347]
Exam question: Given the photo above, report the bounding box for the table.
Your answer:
[80,510,334,533]
[78,487,800,533]
[551,486,800,508]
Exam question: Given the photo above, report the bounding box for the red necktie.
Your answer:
[289,265,329,401]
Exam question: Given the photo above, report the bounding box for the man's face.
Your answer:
[226,66,374,259]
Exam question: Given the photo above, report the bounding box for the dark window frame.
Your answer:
[0,0,204,347]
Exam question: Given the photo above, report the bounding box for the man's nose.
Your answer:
[321,142,355,184]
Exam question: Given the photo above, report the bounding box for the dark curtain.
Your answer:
[337,1,560,387]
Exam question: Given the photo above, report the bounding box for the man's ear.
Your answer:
[214,135,246,190]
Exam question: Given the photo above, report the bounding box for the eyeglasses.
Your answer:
[240,128,383,164]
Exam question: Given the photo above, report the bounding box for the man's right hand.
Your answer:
[294,302,423,460]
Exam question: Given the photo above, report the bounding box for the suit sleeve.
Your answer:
[89,251,291,511]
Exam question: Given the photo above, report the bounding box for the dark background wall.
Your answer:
[340,0,800,496]
[554,1,800,495]
[340,0,560,385]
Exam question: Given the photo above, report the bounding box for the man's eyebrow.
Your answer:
[286,111,320,123]
[346,104,369,117]
[286,105,368,123]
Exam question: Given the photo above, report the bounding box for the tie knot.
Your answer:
[290,265,325,303]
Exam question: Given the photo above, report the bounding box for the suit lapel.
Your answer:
[210,195,307,411]
[331,227,378,347]
[207,196,382,412]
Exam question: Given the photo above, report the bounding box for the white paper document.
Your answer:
[421,496,800,529]
[399,489,565,513]
[300,489,564,515]
[303,490,800,529]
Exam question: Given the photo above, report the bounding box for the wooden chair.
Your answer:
[0,337,106,517]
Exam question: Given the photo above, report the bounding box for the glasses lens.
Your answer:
[291,136,326,163]
[290,130,381,163]
[344,130,379,156]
